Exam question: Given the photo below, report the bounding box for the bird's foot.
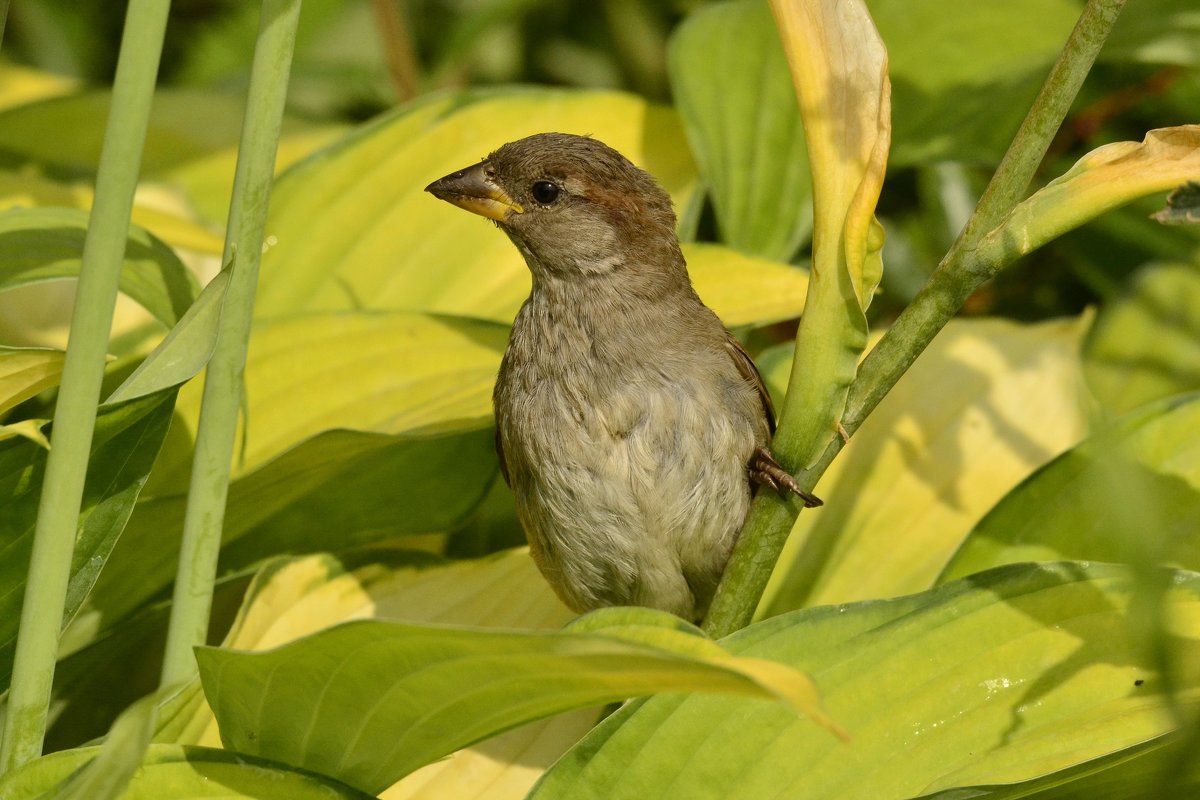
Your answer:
[750,446,823,508]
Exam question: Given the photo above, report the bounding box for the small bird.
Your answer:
[426,133,820,621]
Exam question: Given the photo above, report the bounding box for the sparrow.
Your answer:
[426,132,820,621]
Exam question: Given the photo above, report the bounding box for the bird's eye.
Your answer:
[531,180,561,204]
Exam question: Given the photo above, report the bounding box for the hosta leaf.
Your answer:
[0,389,176,693]
[0,347,64,416]
[940,394,1200,583]
[380,709,602,800]
[669,0,812,261]
[0,89,316,176]
[157,548,573,747]
[0,207,198,327]
[197,607,836,794]
[42,692,161,800]
[1083,261,1200,417]
[868,0,1080,166]
[986,126,1200,266]
[768,0,890,467]
[154,549,586,800]
[0,169,225,257]
[146,310,507,495]
[762,316,1091,612]
[530,562,1200,800]
[254,88,698,321]
[914,734,1199,799]
[80,427,498,636]
[106,266,232,405]
[686,243,808,327]
[0,419,50,448]
[0,63,78,112]
[0,744,372,799]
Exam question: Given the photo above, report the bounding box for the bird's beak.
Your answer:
[425,161,524,222]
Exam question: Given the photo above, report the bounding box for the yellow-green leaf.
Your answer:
[768,0,891,465]
[255,88,699,321]
[989,126,1200,262]
[686,243,808,327]
[1084,260,1200,417]
[197,607,836,794]
[940,393,1200,583]
[158,549,572,747]
[0,419,50,448]
[0,169,225,256]
[531,563,1200,799]
[761,316,1093,612]
[0,346,64,417]
[84,428,498,637]
[0,63,78,112]
[146,311,507,494]
[0,744,372,799]
[155,549,583,800]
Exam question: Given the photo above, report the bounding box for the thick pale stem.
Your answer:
[158,0,302,688]
[704,0,1127,639]
[0,0,171,771]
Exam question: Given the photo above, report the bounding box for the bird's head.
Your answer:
[425,133,683,283]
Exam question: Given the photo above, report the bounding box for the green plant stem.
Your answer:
[158,0,302,689]
[0,0,170,772]
[703,0,1127,640]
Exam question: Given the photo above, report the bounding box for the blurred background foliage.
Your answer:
[3,0,1199,329]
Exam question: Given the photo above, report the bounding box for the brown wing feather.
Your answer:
[723,331,776,434]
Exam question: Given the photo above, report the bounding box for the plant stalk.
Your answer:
[0,0,171,771]
[158,0,302,688]
[704,0,1127,639]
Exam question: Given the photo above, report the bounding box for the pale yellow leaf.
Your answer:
[686,243,808,327]
[762,315,1095,612]
[768,0,892,466]
[993,126,1200,259]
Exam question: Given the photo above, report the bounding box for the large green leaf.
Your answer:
[868,0,1081,166]
[1083,261,1200,417]
[761,316,1092,612]
[914,734,1199,799]
[156,548,573,749]
[531,562,1200,799]
[144,310,507,495]
[198,607,838,795]
[940,394,1200,583]
[0,744,373,799]
[669,0,812,261]
[254,88,699,321]
[151,549,589,800]
[0,206,198,327]
[77,427,498,638]
[38,692,161,800]
[0,389,176,693]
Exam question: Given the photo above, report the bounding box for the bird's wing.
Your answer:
[495,426,511,486]
[724,331,776,434]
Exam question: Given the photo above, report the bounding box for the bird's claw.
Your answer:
[750,446,823,508]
